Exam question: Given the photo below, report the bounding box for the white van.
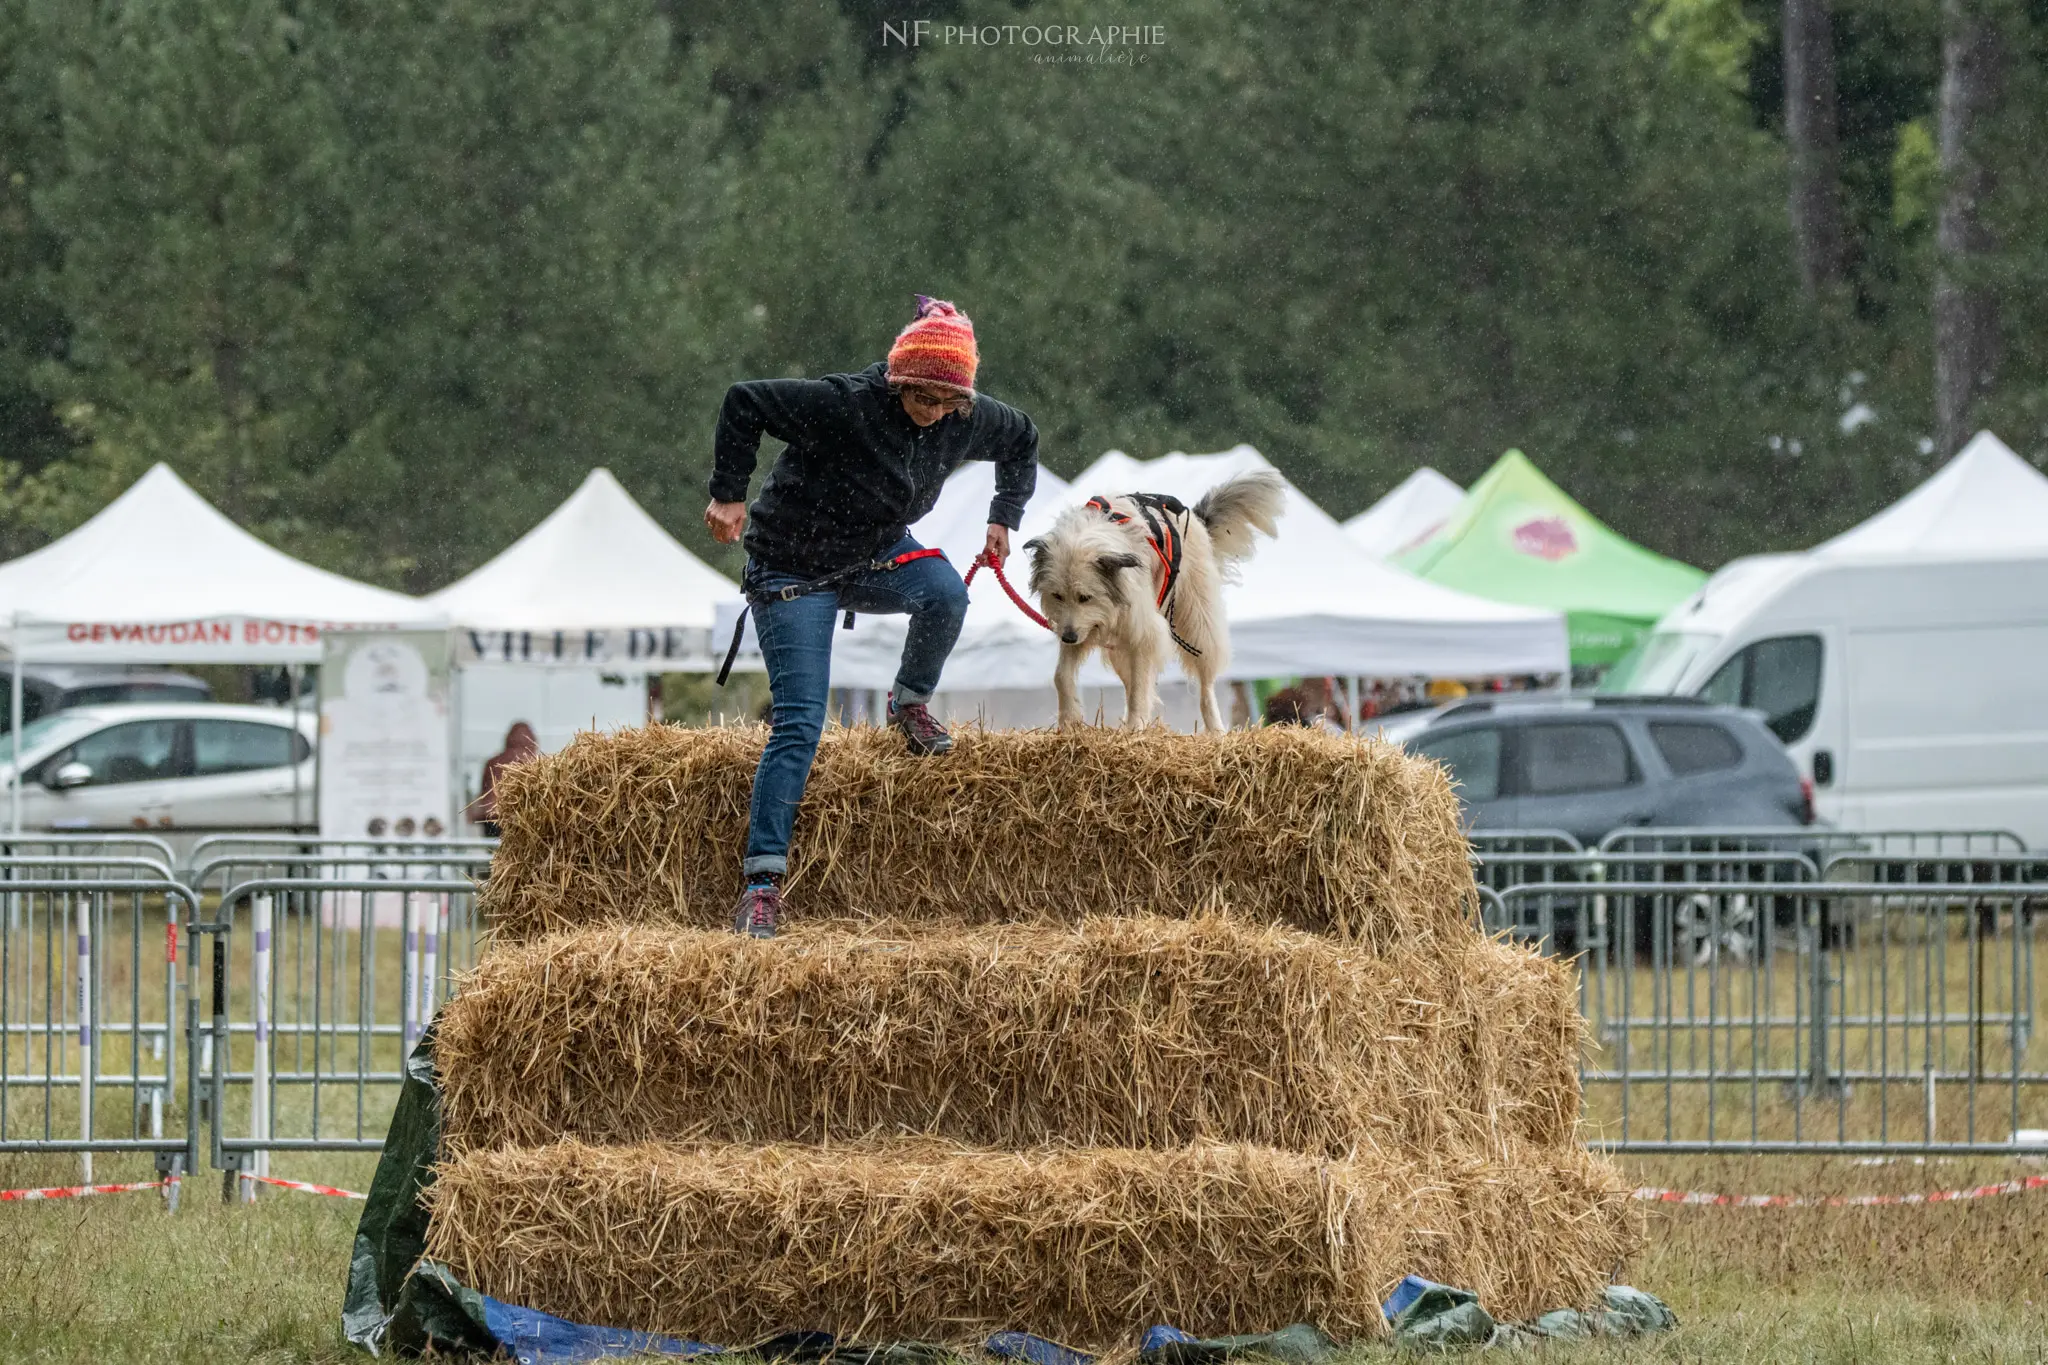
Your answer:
[1604,434,2048,846]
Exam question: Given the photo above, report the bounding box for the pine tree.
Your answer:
[22,0,354,555]
[1783,0,1850,294]
[310,0,727,587]
[1931,0,2004,457]
[0,0,76,551]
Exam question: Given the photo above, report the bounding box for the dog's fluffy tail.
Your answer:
[1193,469,1286,564]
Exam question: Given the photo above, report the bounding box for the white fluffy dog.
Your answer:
[1025,470,1285,731]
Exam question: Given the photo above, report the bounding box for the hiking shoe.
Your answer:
[890,699,953,756]
[732,880,783,939]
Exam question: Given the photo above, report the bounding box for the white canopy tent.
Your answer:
[0,462,445,833]
[901,457,1075,569]
[426,467,740,670]
[1342,466,1464,559]
[1061,447,1566,678]
[1634,430,2048,692]
[1812,430,2048,560]
[1616,432,2048,840]
[426,468,746,821]
[1653,431,2048,636]
[0,463,439,663]
[830,446,1567,720]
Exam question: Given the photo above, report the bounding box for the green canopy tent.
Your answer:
[1396,450,1705,669]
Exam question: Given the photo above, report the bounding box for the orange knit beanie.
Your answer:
[886,296,978,396]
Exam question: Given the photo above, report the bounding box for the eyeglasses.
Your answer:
[901,386,974,417]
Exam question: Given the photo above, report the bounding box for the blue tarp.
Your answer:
[1381,1278,1679,1352]
[454,1284,1671,1363]
[480,1293,725,1364]
[986,1332,1094,1365]
[1383,1275,1437,1321]
[457,1307,1343,1365]
[483,1321,1339,1365]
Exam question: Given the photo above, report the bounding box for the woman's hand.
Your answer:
[983,523,1011,566]
[705,500,747,544]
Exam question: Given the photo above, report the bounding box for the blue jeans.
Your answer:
[742,534,968,876]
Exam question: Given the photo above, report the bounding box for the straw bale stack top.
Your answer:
[482,724,1478,949]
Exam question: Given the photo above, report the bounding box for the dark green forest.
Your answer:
[2,0,2044,589]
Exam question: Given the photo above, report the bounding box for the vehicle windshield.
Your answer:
[1,711,113,766]
[1365,709,1442,746]
[1599,631,1717,695]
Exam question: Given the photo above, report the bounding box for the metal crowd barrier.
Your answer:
[0,838,495,1193]
[6,828,2044,1191]
[1492,879,2045,1154]
[184,834,497,896]
[199,876,480,1199]
[0,866,199,1185]
[1469,830,1585,857]
[183,842,493,1200]
[1823,849,2048,888]
[0,833,178,880]
[1470,827,1834,958]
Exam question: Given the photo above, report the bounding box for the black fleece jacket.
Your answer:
[710,361,1039,579]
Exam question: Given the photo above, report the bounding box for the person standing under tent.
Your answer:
[705,296,1039,939]
[1261,681,1348,733]
[469,721,540,838]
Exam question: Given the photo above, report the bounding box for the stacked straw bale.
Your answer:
[431,725,1640,1347]
[1451,936,1588,1150]
[435,916,1576,1157]
[425,1137,1640,1344]
[480,726,1477,951]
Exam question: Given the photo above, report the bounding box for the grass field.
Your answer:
[2,1147,2044,1364]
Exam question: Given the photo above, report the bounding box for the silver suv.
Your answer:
[1385,695,1813,845]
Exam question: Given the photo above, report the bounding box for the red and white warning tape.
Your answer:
[0,1177,174,1203]
[1634,1172,2048,1208]
[238,1172,367,1200]
[18,1170,2040,1212]
[1,1172,364,1204]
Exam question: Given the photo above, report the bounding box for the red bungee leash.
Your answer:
[964,552,1050,631]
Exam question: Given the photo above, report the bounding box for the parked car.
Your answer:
[1362,705,1444,748]
[1388,694,1813,844]
[1389,695,1818,959]
[0,665,213,733]
[0,702,314,835]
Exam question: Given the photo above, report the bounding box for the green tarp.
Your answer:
[344,1025,466,1356]
[1397,451,1706,667]
[1388,1283,1678,1351]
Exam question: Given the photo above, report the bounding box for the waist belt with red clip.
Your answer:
[717,546,947,686]
[1086,492,1202,657]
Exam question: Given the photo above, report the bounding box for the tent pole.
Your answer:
[9,614,21,835]
[311,654,323,837]
[289,662,304,829]
[448,646,464,839]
